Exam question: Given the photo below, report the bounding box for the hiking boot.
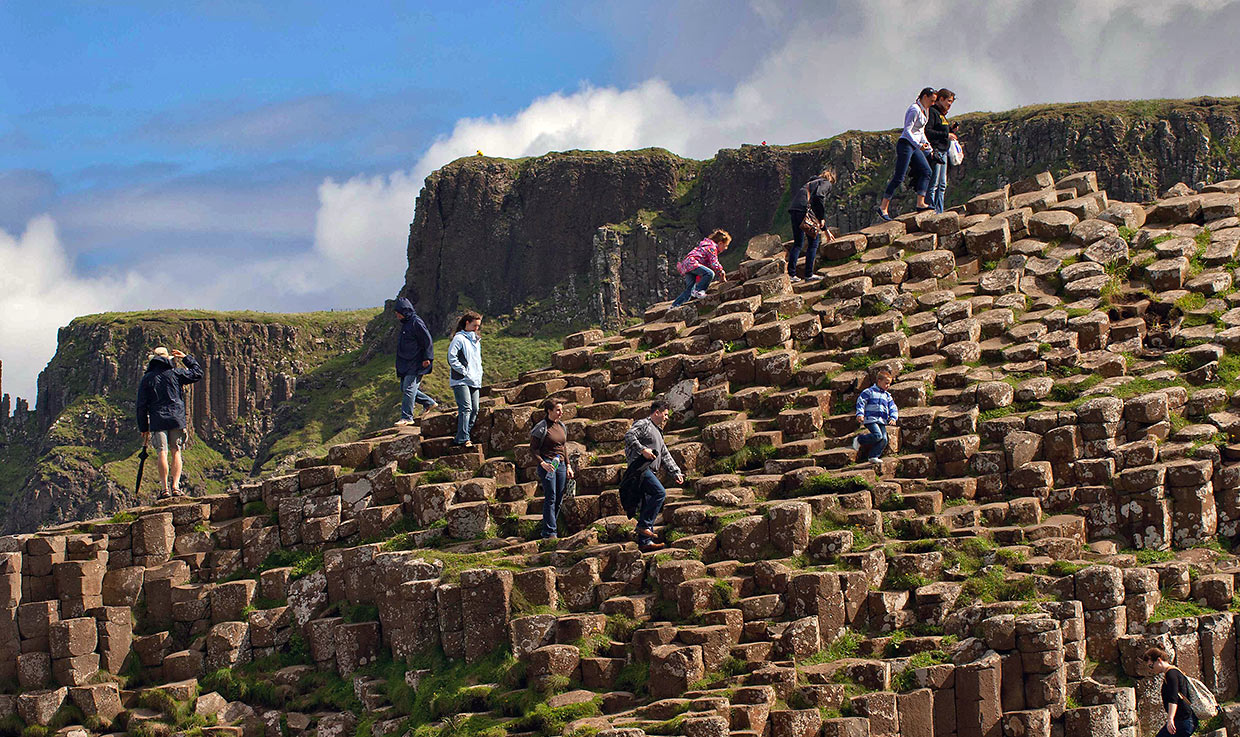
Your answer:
[639,541,666,551]
[637,528,656,539]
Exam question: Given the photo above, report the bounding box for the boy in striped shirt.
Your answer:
[853,368,898,466]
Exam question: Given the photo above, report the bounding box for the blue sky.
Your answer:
[2,0,1240,403]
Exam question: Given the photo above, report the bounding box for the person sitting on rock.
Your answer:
[136,346,204,499]
[623,400,684,550]
[394,296,437,426]
[671,229,730,306]
[853,367,899,467]
[787,168,837,283]
[530,398,573,539]
[447,310,483,447]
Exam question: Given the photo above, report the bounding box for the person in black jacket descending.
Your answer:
[394,297,437,426]
[136,346,204,498]
[786,168,837,283]
[925,88,957,213]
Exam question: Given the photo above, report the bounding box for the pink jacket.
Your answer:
[677,238,725,277]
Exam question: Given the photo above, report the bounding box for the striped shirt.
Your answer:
[855,385,899,424]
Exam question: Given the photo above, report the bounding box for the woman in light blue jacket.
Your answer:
[447,310,484,446]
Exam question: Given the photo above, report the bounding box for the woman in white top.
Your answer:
[876,87,937,221]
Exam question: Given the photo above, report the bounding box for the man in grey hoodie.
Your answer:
[623,400,684,550]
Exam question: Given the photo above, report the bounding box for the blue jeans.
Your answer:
[883,138,932,199]
[399,373,436,421]
[672,266,714,306]
[858,422,889,460]
[929,161,948,213]
[788,211,820,278]
[539,457,568,538]
[452,385,479,444]
[637,469,667,536]
[1156,712,1197,737]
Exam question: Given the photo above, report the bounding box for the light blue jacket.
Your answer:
[447,330,483,388]
[855,385,899,424]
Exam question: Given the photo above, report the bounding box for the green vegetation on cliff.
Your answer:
[256,326,566,471]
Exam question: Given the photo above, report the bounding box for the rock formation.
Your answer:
[1,168,1238,737]
[404,97,1240,335]
[1,310,380,533]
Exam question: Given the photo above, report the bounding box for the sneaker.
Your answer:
[869,457,883,466]
[852,436,861,452]
[464,441,474,448]
[395,419,413,426]
[789,276,803,283]
[807,274,824,282]
[691,290,707,299]
[875,206,892,222]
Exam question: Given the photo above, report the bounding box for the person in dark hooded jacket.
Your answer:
[395,297,437,425]
[136,346,204,498]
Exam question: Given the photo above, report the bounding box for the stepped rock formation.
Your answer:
[2,169,1239,737]
[0,311,379,533]
[404,97,1240,335]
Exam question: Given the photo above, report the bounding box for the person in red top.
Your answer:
[672,229,730,306]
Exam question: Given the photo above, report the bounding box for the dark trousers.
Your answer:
[1156,712,1197,737]
[788,211,820,278]
[539,458,567,538]
[883,138,932,199]
[637,469,667,537]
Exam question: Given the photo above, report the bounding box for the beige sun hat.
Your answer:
[148,346,172,361]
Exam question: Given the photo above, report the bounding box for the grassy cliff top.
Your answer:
[69,308,382,331]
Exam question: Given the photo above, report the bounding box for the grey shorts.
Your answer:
[151,428,186,451]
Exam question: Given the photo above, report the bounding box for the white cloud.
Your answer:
[324,0,1240,266]
[0,217,150,403]
[6,0,1240,409]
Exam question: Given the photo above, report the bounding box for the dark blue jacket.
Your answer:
[395,298,434,378]
[136,354,204,432]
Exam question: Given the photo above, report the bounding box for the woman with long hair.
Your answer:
[446,311,483,447]
[876,87,937,221]
[530,398,573,538]
[787,168,837,283]
[925,88,957,213]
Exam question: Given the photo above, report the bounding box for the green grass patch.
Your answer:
[709,443,778,475]
[1149,596,1218,623]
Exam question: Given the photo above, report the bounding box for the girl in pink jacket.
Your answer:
[672,229,730,306]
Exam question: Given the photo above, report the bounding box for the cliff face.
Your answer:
[1,310,380,531]
[403,96,1240,331]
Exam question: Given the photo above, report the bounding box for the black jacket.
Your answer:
[395,298,434,378]
[136,354,203,432]
[926,107,951,152]
[789,177,832,219]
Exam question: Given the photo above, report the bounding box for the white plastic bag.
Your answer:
[948,139,964,166]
